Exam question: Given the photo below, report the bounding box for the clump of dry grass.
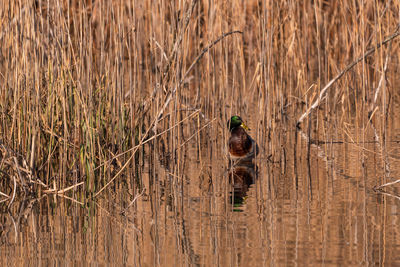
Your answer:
[0,0,399,206]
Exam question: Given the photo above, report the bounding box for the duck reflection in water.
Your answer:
[227,116,259,207]
[228,164,257,207]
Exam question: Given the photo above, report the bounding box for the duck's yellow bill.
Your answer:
[241,122,250,131]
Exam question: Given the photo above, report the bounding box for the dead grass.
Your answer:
[0,0,399,204]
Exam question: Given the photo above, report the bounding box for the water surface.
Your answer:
[2,109,400,266]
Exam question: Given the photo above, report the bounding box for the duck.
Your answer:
[227,115,258,162]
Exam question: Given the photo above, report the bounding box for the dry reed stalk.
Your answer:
[93,110,203,198]
[43,181,84,194]
[8,175,16,208]
[153,30,243,131]
[373,190,400,201]
[297,27,400,126]
[177,117,216,150]
[369,41,392,117]
[0,0,399,204]
[375,178,400,190]
[121,188,145,214]
[93,109,201,172]
[55,194,84,205]
[0,190,9,198]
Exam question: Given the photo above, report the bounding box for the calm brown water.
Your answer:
[2,108,400,266]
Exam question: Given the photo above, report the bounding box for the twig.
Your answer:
[297,27,400,126]
[56,194,84,205]
[56,181,84,194]
[121,189,145,214]
[29,134,36,171]
[9,212,18,243]
[178,118,216,149]
[13,156,27,189]
[0,190,10,198]
[374,178,400,190]
[42,181,84,194]
[8,175,16,209]
[0,198,10,204]
[373,189,400,201]
[369,39,392,116]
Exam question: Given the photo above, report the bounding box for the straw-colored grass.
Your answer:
[0,0,399,204]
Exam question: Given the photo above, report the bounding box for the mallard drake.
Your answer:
[227,115,258,161]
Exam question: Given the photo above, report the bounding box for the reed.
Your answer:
[0,0,399,205]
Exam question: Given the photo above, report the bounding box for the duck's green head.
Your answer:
[228,115,249,131]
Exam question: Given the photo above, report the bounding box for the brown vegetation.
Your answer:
[0,0,399,205]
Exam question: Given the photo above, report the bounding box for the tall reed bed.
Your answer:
[0,1,399,204]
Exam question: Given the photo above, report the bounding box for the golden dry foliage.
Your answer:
[0,0,399,199]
